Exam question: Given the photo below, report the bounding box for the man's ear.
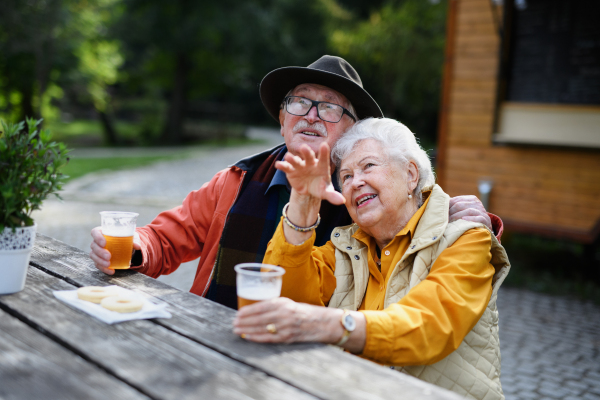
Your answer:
[407,161,420,192]
[279,108,286,137]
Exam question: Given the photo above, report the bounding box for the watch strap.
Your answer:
[335,310,352,347]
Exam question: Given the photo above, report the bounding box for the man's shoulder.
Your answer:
[231,143,286,172]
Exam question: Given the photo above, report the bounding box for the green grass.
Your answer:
[45,119,140,146]
[61,155,184,182]
[44,118,255,147]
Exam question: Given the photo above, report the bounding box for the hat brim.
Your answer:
[260,66,383,122]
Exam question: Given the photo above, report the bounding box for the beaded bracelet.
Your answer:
[282,202,321,232]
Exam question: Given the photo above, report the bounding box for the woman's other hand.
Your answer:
[233,297,366,354]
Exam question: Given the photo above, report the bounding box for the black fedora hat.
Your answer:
[260,55,383,122]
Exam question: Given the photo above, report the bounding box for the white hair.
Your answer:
[331,118,435,206]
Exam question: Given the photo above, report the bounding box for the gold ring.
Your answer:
[266,323,277,334]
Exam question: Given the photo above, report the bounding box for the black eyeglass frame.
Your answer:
[282,96,357,123]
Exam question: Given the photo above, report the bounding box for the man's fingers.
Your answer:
[449,209,493,230]
[91,226,106,247]
[460,215,493,231]
[448,208,482,222]
[448,194,480,206]
[90,241,111,260]
[89,249,109,266]
[89,252,114,275]
[449,195,485,214]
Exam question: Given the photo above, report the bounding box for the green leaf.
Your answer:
[0,118,70,229]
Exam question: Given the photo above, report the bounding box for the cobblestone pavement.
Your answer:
[32,127,600,399]
[498,288,600,400]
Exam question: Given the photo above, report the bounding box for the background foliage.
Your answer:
[0,0,447,147]
[0,119,70,229]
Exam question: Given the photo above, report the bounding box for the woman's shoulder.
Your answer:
[443,220,491,242]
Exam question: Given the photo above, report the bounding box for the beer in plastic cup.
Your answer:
[100,211,139,270]
[234,263,285,309]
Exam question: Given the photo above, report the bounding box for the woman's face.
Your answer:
[339,139,418,236]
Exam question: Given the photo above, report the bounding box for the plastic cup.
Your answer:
[234,263,285,309]
[100,211,139,269]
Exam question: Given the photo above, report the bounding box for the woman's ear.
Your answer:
[407,161,419,193]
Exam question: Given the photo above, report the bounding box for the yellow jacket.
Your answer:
[264,185,511,399]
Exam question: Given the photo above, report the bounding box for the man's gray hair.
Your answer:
[331,118,435,206]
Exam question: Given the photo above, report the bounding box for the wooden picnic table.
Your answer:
[0,234,461,400]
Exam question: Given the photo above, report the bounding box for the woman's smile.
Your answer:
[355,193,378,208]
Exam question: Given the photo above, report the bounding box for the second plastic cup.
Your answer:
[234,263,285,309]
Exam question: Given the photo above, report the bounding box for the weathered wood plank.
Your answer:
[447,146,600,169]
[443,180,600,231]
[0,308,148,400]
[452,78,496,92]
[28,235,462,400]
[0,266,318,400]
[446,153,600,182]
[453,58,499,79]
[443,169,600,198]
[456,10,495,25]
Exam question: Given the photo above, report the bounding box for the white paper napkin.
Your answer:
[53,285,172,324]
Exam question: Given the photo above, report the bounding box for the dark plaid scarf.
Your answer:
[205,144,353,309]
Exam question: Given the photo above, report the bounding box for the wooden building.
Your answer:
[437,0,600,244]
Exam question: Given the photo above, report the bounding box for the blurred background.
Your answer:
[0,0,444,148]
[1,0,599,300]
[2,1,600,398]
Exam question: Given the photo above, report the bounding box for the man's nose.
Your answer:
[304,106,320,123]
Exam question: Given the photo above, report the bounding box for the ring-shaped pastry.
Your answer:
[100,296,144,313]
[77,286,118,304]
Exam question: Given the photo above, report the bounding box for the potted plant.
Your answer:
[0,118,70,295]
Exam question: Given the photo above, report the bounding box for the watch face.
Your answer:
[343,313,356,331]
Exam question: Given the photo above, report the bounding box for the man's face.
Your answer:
[279,83,355,156]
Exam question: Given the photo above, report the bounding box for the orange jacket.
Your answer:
[134,165,246,297]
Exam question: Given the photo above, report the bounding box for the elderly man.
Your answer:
[90,55,502,309]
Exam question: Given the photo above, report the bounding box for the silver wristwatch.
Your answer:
[335,310,356,347]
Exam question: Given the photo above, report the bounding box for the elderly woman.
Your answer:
[233,118,510,400]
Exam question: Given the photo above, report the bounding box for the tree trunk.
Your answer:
[19,83,36,122]
[98,110,119,146]
[161,53,188,145]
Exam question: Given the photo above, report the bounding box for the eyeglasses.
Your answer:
[282,96,356,123]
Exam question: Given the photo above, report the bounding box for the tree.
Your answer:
[66,0,124,145]
[326,0,447,142]
[0,0,124,145]
[0,0,70,122]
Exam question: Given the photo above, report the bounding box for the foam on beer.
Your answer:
[102,225,135,237]
[237,286,280,301]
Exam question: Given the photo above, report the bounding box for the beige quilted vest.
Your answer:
[327,185,510,400]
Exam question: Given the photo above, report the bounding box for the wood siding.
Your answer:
[437,0,600,243]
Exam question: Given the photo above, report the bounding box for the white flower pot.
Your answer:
[0,224,37,295]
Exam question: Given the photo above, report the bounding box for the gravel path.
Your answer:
[31,127,600,399]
